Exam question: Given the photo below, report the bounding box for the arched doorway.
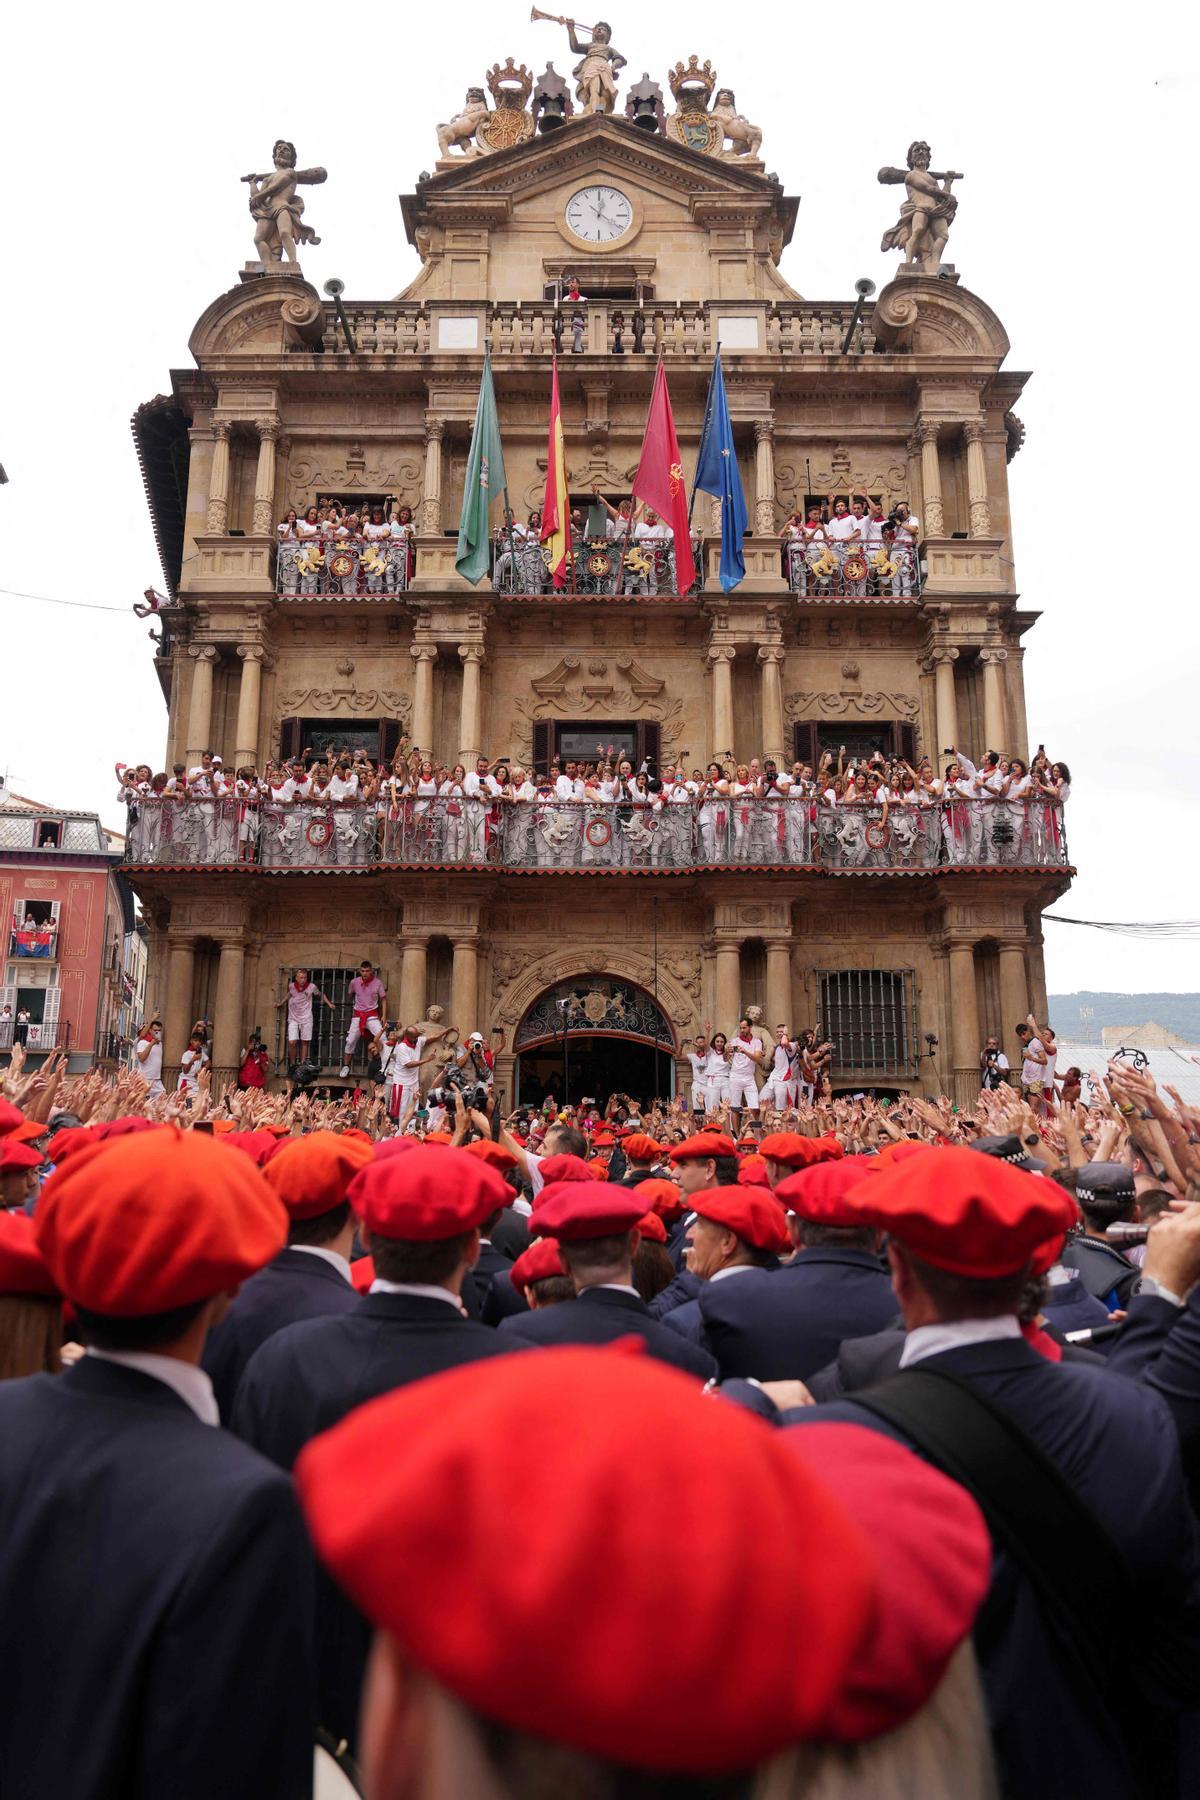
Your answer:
[514,977,676,1109]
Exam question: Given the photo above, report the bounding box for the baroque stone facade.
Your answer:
[129,99,1068,1105]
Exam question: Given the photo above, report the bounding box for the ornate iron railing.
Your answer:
[124,797,1069,874]
[276,532,414,597]
[782,536,923,600]
[492,532,701,598]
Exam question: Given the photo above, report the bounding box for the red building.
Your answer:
[0,789,136,1071]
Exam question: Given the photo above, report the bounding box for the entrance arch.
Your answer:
[514,976,676,1109]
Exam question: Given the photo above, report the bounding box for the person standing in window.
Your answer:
[276,969,334,1071]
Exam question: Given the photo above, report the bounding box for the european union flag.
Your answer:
[692,348,747,592]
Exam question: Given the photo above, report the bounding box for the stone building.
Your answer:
[127,70,1070,1105]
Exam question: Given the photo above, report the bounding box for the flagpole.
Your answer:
[688,341,721,527]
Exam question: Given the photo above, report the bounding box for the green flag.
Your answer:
[455,352,507,584]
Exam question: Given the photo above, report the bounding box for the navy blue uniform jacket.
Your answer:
[464,1239,513,1319]
[785,1340,1200,1799]
[699,1248,898,1380]
[500,1284,717,1380]
[202,1246,358,1419]
[0,1358,315,1800]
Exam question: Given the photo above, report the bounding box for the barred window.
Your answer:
[819,969,915,1074]
[273,964,391,1071]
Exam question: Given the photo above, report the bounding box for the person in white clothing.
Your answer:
[889,503,921,595]
[824,495,862,591]
[1015,1021,1048,1108]
[461,758,491,863]
[686,1034,713,1114]
[728,1019,763,1122]
[761,1026,798,1110]
[380,1024,426,1123]
[134,1019,165,1097]
[706,1032,732,1112]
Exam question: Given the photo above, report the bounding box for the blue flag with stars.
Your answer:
[692,348,747,592]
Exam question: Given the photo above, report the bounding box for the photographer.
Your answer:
[237,1033,271,1092]
[133,1017,165,1097]
[451,1032,496,1111]
[979,1035,1010,1092]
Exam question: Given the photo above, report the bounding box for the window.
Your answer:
[818,969,915,1074]
[532,721,660,776]
[279,718,404,766]
[793,721,917,769]
[10,900,59,959]
[35,820,62,848]
[273,964,391,1072]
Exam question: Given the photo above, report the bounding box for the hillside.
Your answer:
[1048,992,1200,1044]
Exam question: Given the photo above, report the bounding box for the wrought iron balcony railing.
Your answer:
[276,532,413,597]
[783,538,923,600]
[124,797,1069,875]
[493,532,701,598]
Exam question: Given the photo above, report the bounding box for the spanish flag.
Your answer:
[540,356,570,588]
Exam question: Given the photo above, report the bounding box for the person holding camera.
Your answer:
[133,1017,165,1097]
[979,1035,1010,1091]
[238,1034,271,1092]
[888,502,921,594]
[453,1032,497,1109]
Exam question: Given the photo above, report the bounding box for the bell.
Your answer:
[537,95,566,131]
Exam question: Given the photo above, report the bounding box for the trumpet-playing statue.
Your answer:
[877,141,963,276]
[534,13,626,114]
[242,140,327,268]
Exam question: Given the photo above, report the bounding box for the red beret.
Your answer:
[374,1136,419,1159]
[867,1139,936,1169]
[347,1144,508,1243]
[623,1132,662,1162]
[777,1160,874,1225]
[46,1126,96,1164]
[0,1098,26,1136]
[788,1423,989,1741]
[692,1186,792,1255]
[296,1349,876,1774]
[636,1210,668,1245]
[263,1129,374,1220]
[261,1123,291,1139]
[510,1237,567,1290]
[534,1181,648,1243]
[341,1128,373,1147]
[463,1138,519,1173]
[0,1210,59,1297]
[1030,1229,1068,1279]
[759,1131,843,1169]
[841,1145,1079,1278]
[670,1132,736,1163]
[533,1152,594,1187]
[737,1154,771,1189]
[224,1129,281,1168]
[423,1131,454,1146]
[0,1139,44,1176]
[592,1131,616,1148]
[92,1116,161,1142]
[8,1119,48,1147]
[636,1177,686,1222]
[34,1126,288,1315]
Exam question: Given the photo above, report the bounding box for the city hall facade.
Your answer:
[128,69,1069,1106]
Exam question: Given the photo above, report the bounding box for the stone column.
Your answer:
[765,941,793,1030]
[234,645,265,769]
[707,647,735,764]
[915,419,944,537]
[1028,932,1049,1027]
[451,937,479,1034]
[206,422,231,535]
[997,941,1029,1065]
[185,645,218,764]
[979,649,1008,754]
[212,939,246,1077]
[410,645,437,755]
[458,645,485,767]
[420,417,444,535]
[252,420,279,537]
[926,648,959,755]
[399,936,429,1026]
[758,647,786,767]
[754,419,776,537]
[715,941,741,1031]
[962,419,992,537]
[947,938,981,1109]
[163,937,196,1070]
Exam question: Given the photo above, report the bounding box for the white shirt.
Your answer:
[1021,1036,1047,1086]
[555,775,584,801]
[826,513,860,543]
[87,1348,219,1426]
[329,772,358,801]
[898,1315,1022,1369]
[730,1035,759,1079]
[382,1035,425,1085]
[708,1264,758,1285]
[687,1051,711,1082]
[893,513,920,548]
[136,1035,163,1082]
[862,513,886,549]
[369,1279,465,1313]
[291,1245,352,1283]
[462,771,485,800]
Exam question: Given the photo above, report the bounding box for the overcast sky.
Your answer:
[2,2,1196,999]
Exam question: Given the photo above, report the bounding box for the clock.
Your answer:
[565,185,633,244]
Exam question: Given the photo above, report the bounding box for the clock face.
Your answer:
[565,185,633,244]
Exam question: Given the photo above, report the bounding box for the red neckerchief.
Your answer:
[1021,1320,1062,1363]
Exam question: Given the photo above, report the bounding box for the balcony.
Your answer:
[276,533,413,598]
[124,798,1069,876]
[9,925,57,960]
[783,540,923,602]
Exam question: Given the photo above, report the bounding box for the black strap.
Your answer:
[853,1365,1136,1699]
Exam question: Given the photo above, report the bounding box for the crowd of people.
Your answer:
[117,741,1071,870]
[2,1021,1200,1796]
[276,500,416,596]
[779,489,924,596]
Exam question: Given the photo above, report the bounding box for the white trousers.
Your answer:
[344,1011,384,1055]
[761,1076,796,1109]
[729,1073,760,1110]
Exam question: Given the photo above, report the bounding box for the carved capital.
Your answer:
[410,644,438,664]
[424,416,446,445]
[188,644,219,664]
[237,643,266,664]
[978,648,1008,666]
[922,647,959,671]
[457,644,486,665]
[212,420,231,444]
[756,646,785,666]
[961,418,985,445]
[255,418,280,444]
[915,418,941,447]
[753,418,775,445]
[706,646,736,665]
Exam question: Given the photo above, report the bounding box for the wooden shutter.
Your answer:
[532,722,552,777]
[894,723,917,764]
[41,985,61,1046]
[379,719,402,764]
[279,717,302,762]
[792,723,819,768]
[636,722,661,773]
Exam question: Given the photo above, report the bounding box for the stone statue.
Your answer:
[878,141,963,276]
[711,89,762,159]
[534,14,626,114]
[414,1004,460,1094]
[242,141,326,268]
[437,88,491,159]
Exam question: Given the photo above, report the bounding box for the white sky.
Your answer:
[2,1,1197,996]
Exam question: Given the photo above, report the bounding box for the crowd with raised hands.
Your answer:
[5,1018,1200,1796]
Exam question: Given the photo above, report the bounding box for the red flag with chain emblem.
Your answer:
[631,359,696,595]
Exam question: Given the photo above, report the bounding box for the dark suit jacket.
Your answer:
[464,1239,513,1320]
[648,1268,702,1320]
[202,1246,358,1420]
[787,1340,1200,1799]
[490,1206,531,1260]
[233,1292,529,1750]
[481,1268,530,1326]
[500,1284,717,1381]
[1109,1290,1200,1512]
[0,1358,315,1800]
[699,1248,899,1380]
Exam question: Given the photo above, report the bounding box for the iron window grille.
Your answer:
[817,968,917,1076]
[274,964,391,1073]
